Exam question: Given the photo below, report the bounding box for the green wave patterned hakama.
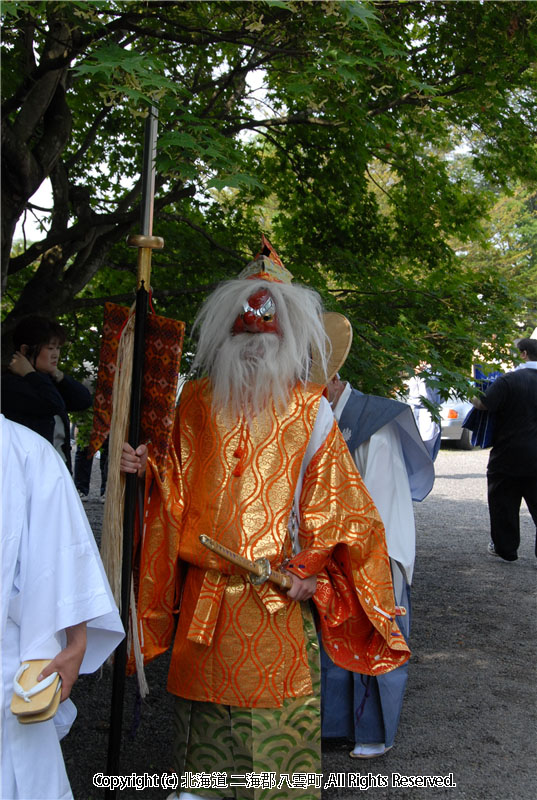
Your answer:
[172,606,322,800]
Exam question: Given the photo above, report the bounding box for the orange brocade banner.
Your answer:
[88,302,185,479]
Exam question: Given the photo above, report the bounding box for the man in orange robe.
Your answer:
[122,240,409,800]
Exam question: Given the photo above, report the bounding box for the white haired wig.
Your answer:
[191,278,329,419]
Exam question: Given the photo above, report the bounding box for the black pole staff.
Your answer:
[105,106,163,797]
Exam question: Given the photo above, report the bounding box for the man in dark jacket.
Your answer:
[1,316,91,473]
[472,337,537,561]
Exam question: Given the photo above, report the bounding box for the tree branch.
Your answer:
[2,12,134,117]
[225,111,345,136]
[8,183,196,276]
[65,106,111,171]
[159,213,245,262]
[71,283,214,311]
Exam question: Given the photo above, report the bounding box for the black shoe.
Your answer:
[488,541,517,561]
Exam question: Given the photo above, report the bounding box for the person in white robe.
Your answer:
[405,362,442,461]
[1,414,124,800]
[320,376,434,758]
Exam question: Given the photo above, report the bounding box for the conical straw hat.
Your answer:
[310,312,353,385]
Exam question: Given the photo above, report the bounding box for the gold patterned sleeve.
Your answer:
[286,421,410,675]
[134,417,185,665]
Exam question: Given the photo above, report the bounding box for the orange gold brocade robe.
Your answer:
[136,379,409,708]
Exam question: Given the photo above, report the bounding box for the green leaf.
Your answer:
[262,0,293,10]
[159,132,200,152]
[207,173,264,191]
[340,1,378,28]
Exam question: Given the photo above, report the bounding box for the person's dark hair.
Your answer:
[13,316,67,355]
[516,337,537,360]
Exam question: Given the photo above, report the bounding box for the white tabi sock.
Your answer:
[351,741,392,758]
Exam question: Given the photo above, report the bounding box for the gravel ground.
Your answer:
[64,446,537,800]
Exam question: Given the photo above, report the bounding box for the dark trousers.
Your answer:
[74,440,109,496]
[487,472,537,560]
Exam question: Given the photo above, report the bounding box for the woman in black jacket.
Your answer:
[1,316,91,472]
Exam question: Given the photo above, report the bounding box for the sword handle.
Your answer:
[199,535,292,590]
[256,560,292,590]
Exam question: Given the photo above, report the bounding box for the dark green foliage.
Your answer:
[2,1,536,395]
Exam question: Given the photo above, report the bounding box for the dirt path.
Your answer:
[64,447,537,799]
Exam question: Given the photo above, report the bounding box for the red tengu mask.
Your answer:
[232,288,280,335]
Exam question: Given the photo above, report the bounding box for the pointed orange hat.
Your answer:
[237,234,294,283]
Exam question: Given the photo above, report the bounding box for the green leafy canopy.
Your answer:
[2,0,536,395]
